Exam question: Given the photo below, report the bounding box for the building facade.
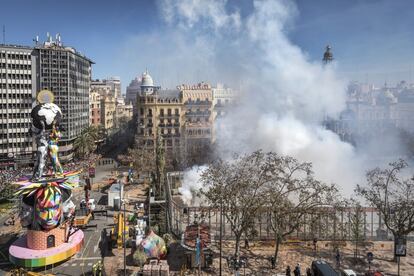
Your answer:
[34,36,93,161]
[115,97,133,128]
[91,77,121,99]
[125,76,142,115]
[212,83,234,120]
[0,45,36,168]
[180,83,213,164]
[135,71,214,168]
[101,95,116,131]
[89,91,101,126]
[325,81,414,149]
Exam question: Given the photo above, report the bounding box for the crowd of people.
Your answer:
[0,167,32,195]
[64,153,102,172]
[0,153,102,196]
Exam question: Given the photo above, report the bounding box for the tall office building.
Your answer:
[0,45,36,168]
[34,36,93,160]
[1,35,93,165]
[34,35,93,160]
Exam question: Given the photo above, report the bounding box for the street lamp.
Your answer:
[219,199,223,276]
[123,197,127,276]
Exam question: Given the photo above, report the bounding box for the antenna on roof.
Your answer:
[33,35,39,45]
[2,25,5,44]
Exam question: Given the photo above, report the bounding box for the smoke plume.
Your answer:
[120,0,408,198]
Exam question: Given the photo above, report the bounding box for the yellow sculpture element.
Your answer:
[111,212,129,249]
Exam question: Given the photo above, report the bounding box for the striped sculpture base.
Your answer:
[9,229,84,267]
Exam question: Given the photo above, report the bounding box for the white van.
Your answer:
[80,198,96,211]
[340,269,357,276]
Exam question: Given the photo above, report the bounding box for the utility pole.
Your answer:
[2,25,5,44]
[219,199,223,276]
[397,256,400,276]
[123,179,127,276]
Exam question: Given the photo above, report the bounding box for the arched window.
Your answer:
[47,235,55,248]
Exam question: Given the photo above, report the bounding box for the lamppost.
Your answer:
[219,199,223,276]
[123,197,126,276]
[148,188,152,228]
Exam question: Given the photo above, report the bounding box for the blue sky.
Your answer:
[1,0,414,92]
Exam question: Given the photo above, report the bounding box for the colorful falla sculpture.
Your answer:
[9,90,84,268]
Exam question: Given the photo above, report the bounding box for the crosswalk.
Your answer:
[61,257,101,268]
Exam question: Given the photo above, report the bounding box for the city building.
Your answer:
[89,91,101,126]
[212,83,234,119]
[135,70,214,167]
[126,76,141,104]
[34,34,93,161]
[125,75,142,115]
[180,83,214,164]
[91,79,111,96]
[106,76,121,100]
[115,97,133,128]
[101,95,116,131]
[211,83,236,142]
[91,77,121,99]
[0,45,36,168]
[325,81,414,148]
[136,71,181,165]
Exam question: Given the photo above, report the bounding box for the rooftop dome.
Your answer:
[141,70,154,87]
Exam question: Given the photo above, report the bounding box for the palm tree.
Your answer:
[74,127,97,159]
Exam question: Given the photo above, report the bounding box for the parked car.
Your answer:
[311,260,337,276]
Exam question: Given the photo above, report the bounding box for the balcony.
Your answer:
[185,111,211,117]
[160,113,179,118]
[184,100,211,106]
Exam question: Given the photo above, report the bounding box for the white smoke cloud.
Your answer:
[159,0,362,196]
[178,166,207,205]
[118,0,391,197]
[160,0,241,30]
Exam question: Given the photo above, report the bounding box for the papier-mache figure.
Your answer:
[30,90,62,180]
[15,90,79,230]
[49,123,64,176]
[9,89,84,269]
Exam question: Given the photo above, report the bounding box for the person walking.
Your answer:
[286,265,291,276]
[294,263,301,276]
[270,256,275,269]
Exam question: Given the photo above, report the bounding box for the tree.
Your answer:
[356,159,414,259]
[155,128,165,196]
[200,151,268,261]
[73,127,97,159]
[262,154,337,263]
[349,201,365,260]
[128,143,156,178]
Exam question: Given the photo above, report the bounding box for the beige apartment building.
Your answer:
[101,95,116,131]
[135,71,214,167]
[89,91,101,126]
[115,97,133,128]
